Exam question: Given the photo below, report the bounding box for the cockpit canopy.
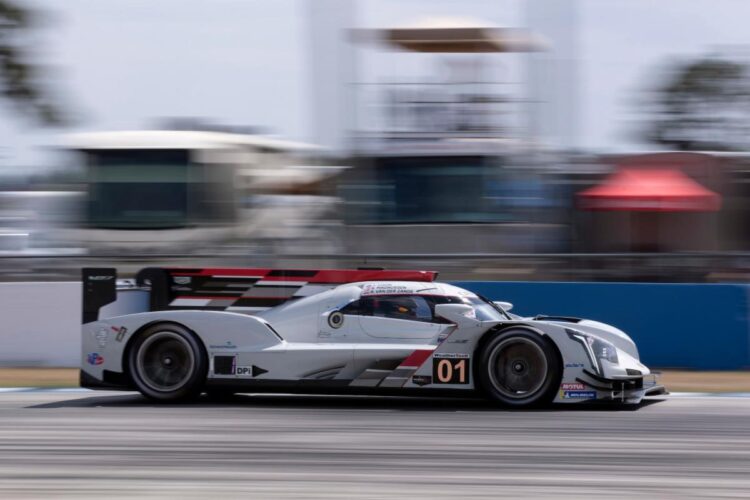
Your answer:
[337,281,510,323]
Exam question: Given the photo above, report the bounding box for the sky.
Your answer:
[2,0,750,171]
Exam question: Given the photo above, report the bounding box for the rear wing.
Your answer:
[82,267,438,323]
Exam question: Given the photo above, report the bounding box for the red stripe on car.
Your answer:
[399,349,434,368]
[165,268,437,283]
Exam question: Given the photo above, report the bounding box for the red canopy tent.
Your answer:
[577,168,721,212]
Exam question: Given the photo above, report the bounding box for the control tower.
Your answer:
[352,16,543,153]
[334,16,566,254]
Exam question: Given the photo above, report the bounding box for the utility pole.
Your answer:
[525,0,580,151]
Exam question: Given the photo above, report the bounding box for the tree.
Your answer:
[642,56,750,151]
[0,0,64,125]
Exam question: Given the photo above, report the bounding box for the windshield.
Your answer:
[464,295,510,321]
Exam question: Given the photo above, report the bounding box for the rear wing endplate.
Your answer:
[82,268,117,324]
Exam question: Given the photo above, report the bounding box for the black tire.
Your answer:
[476,328,561,408]
[127,323,207,401]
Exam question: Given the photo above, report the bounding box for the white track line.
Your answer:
[0,387,92,393]
[669,391,750,398]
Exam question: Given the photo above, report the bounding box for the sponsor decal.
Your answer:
[173,276,191,285]
[209,341,237,349]
[112,326,127,342]
[565,363,585,368]
[562,390,597,399]
[328,311,344,329]
[234,365,269,377]
[432,355,470,384]
[412,375,432,386]
[235,366,254,376]
[361,284,412,296]
[560,382,588,391]
[94,327,108,348]
[87,275,113,281]
[433,353,470,359]
[446,339,469,344]
[86,352,104,365]
[213,356,268,377]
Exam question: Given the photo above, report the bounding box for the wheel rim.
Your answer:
[135,331,195,392]
[488,337,548,400]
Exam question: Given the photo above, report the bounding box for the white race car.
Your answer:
[80,267,665,407]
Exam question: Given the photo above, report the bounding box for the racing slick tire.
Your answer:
[127,323,208,401]
[476,328,561,408]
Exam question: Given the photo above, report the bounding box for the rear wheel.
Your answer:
[476,328,561,408]
[128,323,207,401]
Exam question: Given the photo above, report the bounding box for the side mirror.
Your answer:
[434,303,482,327]
[494,301,513,312]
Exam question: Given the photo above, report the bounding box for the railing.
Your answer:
[354,81,523,141]
[0,251,749,283]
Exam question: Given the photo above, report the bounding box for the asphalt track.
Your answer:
[0,391,748,499]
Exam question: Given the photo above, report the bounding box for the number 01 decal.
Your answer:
[432,355,470,384]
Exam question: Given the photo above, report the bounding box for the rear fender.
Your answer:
[81,310,282,382]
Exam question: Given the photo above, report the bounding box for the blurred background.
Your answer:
[1,5,749,496]
[1,0,750,283]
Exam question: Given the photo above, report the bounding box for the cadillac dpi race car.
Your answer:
[80,267,665,407]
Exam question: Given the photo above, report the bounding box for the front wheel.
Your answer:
[128,323,207,401]
[476,328,561,408]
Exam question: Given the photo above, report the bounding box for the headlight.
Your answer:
[588,336,619,365]
[566,329,619,374]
